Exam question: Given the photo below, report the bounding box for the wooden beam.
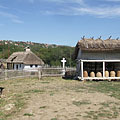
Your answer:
[81,61,84,80]
[103,61,105,77]
[80,60,120,62]
[78,77,120,80]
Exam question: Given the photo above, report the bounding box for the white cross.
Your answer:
[61,58,66,69]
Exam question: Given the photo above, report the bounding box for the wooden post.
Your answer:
[103,61,105,78]
[81,60,84,81]
[5,69,7,80]
[38,68,42,80]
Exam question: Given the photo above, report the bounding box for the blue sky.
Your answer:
[0,0,120,46]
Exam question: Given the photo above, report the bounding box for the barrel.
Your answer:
[117,71,120,77]
[105,71,109,77]
[110,71,116,77]
[96,72,102,77]
[83,71,88,77]
[90,72,95,77]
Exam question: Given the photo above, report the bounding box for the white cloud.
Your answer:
[42,0,120,18]
[0,11,18,18]
[0,5,8,9]
[105,0,120,2]
[12,19,24,24]
[4,0,120,18]
[44,0,85,5]
[0,11,24,24]
[72,6,120,17]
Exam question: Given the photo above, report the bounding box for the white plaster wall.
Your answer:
[24,65,41,70]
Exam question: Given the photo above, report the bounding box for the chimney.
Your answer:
[25,46,31,52]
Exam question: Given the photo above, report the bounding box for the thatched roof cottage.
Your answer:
[75,38,120,80]
[6,47,44,70]
[0,59,6,69]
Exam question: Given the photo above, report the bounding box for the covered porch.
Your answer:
[78,59,120,81]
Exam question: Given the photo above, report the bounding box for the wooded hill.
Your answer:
[0,40,75,67]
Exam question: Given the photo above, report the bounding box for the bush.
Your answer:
[63,70,76,79]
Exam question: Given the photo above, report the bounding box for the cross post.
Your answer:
[61,58,66,69]
[61,58,66,75]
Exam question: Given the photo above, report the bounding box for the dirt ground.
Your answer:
[1,77,120,120]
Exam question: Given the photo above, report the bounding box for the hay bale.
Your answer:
[110,71,116,77]
[117,71,120,77]
[96,72,102,77]
[105,71,109,77]
[90,72,95,77]
[83,71,88,77]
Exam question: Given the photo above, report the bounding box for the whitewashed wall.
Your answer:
[14,64,41,70]
[24,65,41,69]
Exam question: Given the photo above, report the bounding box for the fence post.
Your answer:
[38,68,42,80]
[5,69,7,80]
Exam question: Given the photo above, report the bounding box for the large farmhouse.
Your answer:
[75,38,120,80]
[6,47,44,70]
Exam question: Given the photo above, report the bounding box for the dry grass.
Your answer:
[0,77,120,120]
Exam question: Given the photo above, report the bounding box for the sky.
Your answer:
[0,0,120,46]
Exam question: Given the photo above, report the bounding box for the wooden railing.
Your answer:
[0,67,76,80]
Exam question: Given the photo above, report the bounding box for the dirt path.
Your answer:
[10,78,120,120]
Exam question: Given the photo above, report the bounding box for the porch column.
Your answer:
[103,61,105,78]
[81,60,84,80]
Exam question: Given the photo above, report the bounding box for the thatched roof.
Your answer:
[77,38,120,50]
[0,59,6,63]
[6,51,44,65]
[75,38,120,59]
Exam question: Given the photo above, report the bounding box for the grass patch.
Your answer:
[73,100,91,106]
[75,89,84,92]
[24,113,33,116]
[0,111,5,119]
[24,89,45,94]
[14,94,25,110]
[50,92,54,96]
[0,99,7,107]
[39,106,47,109]
[85,106,119,119]
[41,81,50,84]
[100,102,110,107]
[51,118,57,120]
[87,81,120,100]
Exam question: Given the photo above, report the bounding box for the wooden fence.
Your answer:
[0,67,76,80]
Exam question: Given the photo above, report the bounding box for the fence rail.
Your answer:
[0,67,76,80]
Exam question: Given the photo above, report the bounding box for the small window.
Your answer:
[35,65,38,67]
[30,65,33,68]
[20,64,21,68]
